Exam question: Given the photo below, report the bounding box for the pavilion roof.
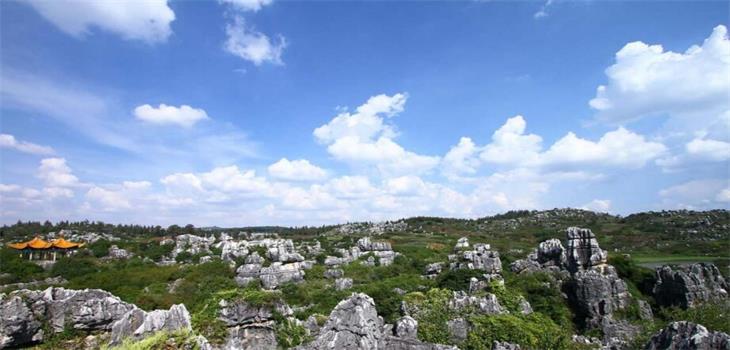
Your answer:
[7,236,85,250]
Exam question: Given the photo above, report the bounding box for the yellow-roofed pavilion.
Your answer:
[7,236,85,261]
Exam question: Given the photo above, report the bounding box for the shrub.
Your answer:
[0,248,44,283]
[275,317,309,349]
[505,272,575,330]
[464,313,571,350]
[608,255,656,297]
[436,269,484,292]
[403,288,455,344]
[51,255,99,280]
[88,239,112,258]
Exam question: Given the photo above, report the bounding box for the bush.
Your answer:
[505,272,575,331]
[87,240,112,258]
[51,255,99,280]
[403,288,455,344]
[608,255,656,297]
[464,313,571,350]
[0,248,44,283]
[437,269,484,292]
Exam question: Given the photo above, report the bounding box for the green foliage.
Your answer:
[486,281,523,313]
[51,255,99,280]
[608,255,656,297]
[658,300,730,334]
[175,251,193,263]
[88,239,112,258]
[436,269,484,292]
[103,330,202,350]
[280,279,349,319]
[404,288,455,344]
[275,317,309,349]
[137,241,174,262]
[0,248,44,283]
[463,313,571,350]
[505,272,575,331]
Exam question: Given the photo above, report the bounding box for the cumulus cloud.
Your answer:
[480,115,542,166]
[442,137,479,178]
[24,0,175,43]
[224,16,286,66]
[470,116,666,170]
[0,134,55,155]
[134,104,209,128]
[37,158,79,188]
[314,93,439,176]
[540,127,666,169]
[659,179,729,209]
[590,25,730,128]
[268,158,327,181]
[220,0,273,12]
[580,199,612,213]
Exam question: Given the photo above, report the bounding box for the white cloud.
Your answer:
[686,138,730,162]
[220,0,273,12]
[580,199,612,213]
[716,188,730,203]
[326,176,378,199]
[0,134,55,155]
[25,0,175,43]
[474,116,666,170]
[480,115,542,165]
[85,186,131,211]
[224,16,286,66]
[314,93,439,176]
[313,93,406,144]
[540,127,666,169]
[134,104,209,128]
[534,0,553,19]
[37,158,79,188]
[659,179,729,209]
[442,137,480,178]
[590,25,730,127]
[200,166,271,195]
[268,158,327,181]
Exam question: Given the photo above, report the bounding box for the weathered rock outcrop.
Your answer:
[110,304,191,345]
[449,239,502,275]
[644,321,730,350]
[565,227,608,273]
[509,238,568,275]
[0,287,189,348]
[448,291,506,315]
[296,293,456,350]
[217,298,293,350]
[653,263,729,309]
[107,245,134,259]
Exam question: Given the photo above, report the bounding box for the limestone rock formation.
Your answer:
[644,321,730,350]
[565,227,608,273]
[259,262,307,290]
[217,298,293,350]
[423,263,443,279]
[448,291,506,315]
[109,304,191,345]
[296,293,456,350]
[335,278,353,291]
[653,263,729,309]
[449,240,502,275]
[107,245,133,259]
[0,287,189,348]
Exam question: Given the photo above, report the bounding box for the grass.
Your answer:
[632,255,726,263]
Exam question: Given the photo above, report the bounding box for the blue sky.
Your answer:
[0,0,728,226]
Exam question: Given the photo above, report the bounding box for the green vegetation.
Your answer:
[0,209,727,349]
[103,330,202,350]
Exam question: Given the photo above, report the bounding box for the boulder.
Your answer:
[448,291,506,315]
[259,262,306,290]
[0,288,189,348]
[565,227,608,273]
[218,298,292,350]
[423,263,443,279]
[447,318,469,344]
[644,321,730,350]
[394,316,418,339]
[492,341,522,350]
[300,293,384,349]
[566,267,631,329]
[335,278,353,291]
[454,237,470,250]
[107,245,133,259]
[653,263,729,309]
[109,304,191,345]
[450,243,502,274]
[324,268,344,279]
[297,293,456,350]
